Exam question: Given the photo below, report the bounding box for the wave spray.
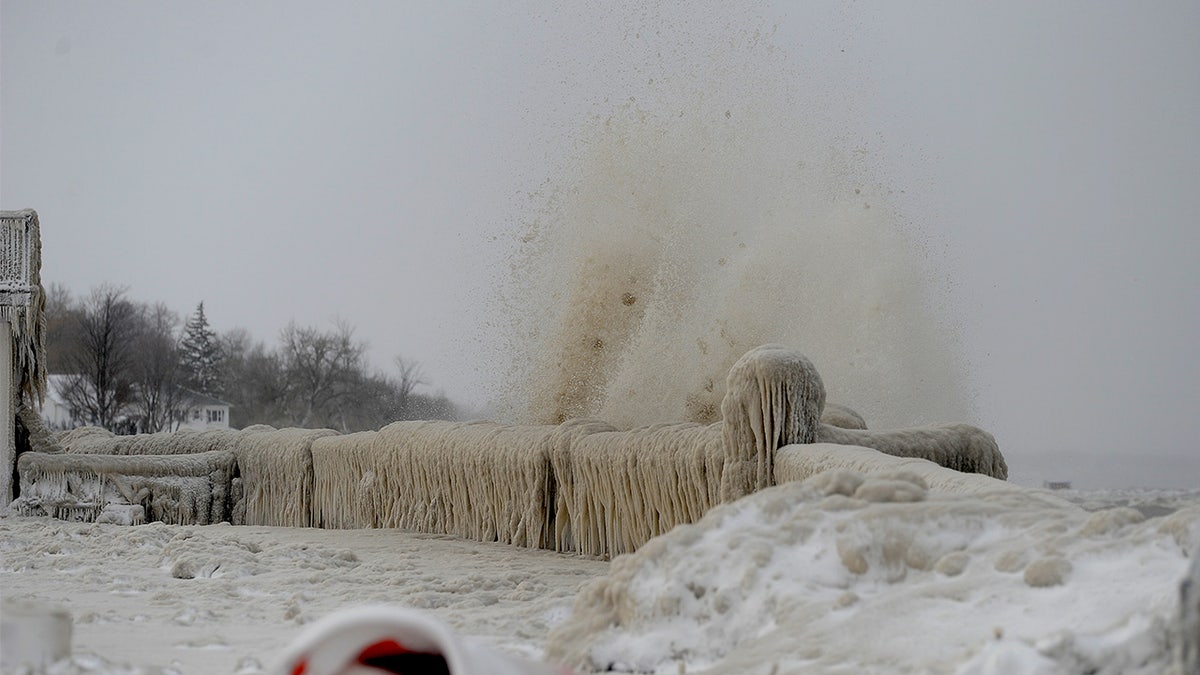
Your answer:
[491,5,969,431]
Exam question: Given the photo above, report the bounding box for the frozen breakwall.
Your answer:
[18,346,1009,558]
[12,450,236,525]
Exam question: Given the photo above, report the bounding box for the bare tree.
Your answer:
[45,282,83,374]
[57,284,138,430]
[335,370,399,431]
[130,302,186,432]
[45,285,462,432]
[279,319,366,429]
[393,356,427,418]
[220,328,288,428]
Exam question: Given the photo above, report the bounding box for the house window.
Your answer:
[193,409,202,421]
[207,409,224,423]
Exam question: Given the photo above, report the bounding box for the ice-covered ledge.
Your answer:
[776,442,1048,502]
[718,344,1007,506]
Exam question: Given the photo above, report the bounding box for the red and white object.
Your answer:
[269,605,575,675]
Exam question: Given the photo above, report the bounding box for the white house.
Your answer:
[40,374,231,432]
[175,389,231,431]
[39,375,78,430]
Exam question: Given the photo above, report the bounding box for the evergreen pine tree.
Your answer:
[180,301,222,396]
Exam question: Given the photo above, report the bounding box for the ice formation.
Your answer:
[0,210,48,406]
[17,403,62,454]
[310,430,380,530]
[555,422,724,557]
[544,455,1197,674]
[305,346,898,557]
[50,415,724,557]
[12,450,235,525]
[818,402,867,430]
[27,346,1014,562]
[719,345,825,502]
[776,442,1014,495]
[61,427,242,456]
[311,421,560,548]
[234,427,336,528]
[52,426,334,527]
[817,422,1008,480]
[0,210,48,506]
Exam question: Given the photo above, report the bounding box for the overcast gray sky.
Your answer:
[3,1,1198,488]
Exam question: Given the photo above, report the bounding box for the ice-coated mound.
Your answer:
[545,468,1198,674]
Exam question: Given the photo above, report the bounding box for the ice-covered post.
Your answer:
[1181,546,1200,674]
[718,344,825,502]
[0,302,9,506]
[0,210,45,507]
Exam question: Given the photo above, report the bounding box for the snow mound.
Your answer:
[545,465,1196,674]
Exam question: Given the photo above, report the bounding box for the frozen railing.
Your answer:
[0,210,36,307]
[0,209,44,507]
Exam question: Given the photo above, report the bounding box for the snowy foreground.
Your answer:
[2,480,1197,674]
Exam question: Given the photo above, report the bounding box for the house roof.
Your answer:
[44,376,232,409]
[179,388,232,408]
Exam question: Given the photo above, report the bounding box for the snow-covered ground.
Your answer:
[0,519,606,674]
[2,481,1197,674]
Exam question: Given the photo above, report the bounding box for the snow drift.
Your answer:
[545,454,1197,674]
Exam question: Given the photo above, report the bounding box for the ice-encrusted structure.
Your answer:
[311,421,562,547]
[12,451,235,525]
[817,422,1008,480]
[0,210,48,406]
[719,345,825,503]
[17,403,62,454]
[310,430,380,530]
[23,346,1010,561]
[236,427,336,528]
[53,426,333,527]
[1181,546,1200,673]
[819,402,867,430]
[0,209,48,506]
[555,421,724,556]
[62,427,243,457]
[776,442,1011,494]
